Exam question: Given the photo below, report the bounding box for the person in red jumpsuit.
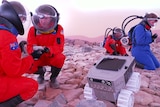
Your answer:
[0,0,43,107]
[104,27,128,56]
[27,4,66,88]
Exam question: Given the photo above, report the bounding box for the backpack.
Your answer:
[102,28,113,47]
[128,25,137,46]
[128,23,146,51]
[102,37,107,47]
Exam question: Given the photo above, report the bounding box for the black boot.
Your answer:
[135,62,144,69]
[50,66,61,88]
[35,67,46,84]
[0,95,24,107]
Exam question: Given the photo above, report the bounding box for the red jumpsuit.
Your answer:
[104,35,127,55]
[27,24,66,73]
[0,30,38,102]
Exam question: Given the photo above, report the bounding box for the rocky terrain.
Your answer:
[17,38,160,107]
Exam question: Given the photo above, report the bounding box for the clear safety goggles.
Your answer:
[114,30,123,34]
[36,14,57,19]
[114,30,124,36]
[147,18,158,22]
[18,14,27,22]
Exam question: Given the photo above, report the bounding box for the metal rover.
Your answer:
[84,55,141,107]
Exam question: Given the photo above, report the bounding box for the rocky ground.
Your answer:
[17,39,160,107]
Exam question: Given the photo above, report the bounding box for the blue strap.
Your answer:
[0,25,18,36]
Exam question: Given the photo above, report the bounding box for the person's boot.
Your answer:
[50,66,61,88]
[50,77,59,88]
[0,95,24,107]
[135,62,144,69]
[35,67,46,84]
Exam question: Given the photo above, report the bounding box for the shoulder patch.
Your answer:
[10,42,19,50]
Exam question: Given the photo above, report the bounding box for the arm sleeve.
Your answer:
[104,36,116,54]
[27,26,37,54]
[0,31,34,77]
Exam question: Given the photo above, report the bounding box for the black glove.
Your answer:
[124,54,129,56]
[112,51,118,55]
[42,47,50,53]
[31,50,43,59]
[19,41,27,53]
[152,33,158,42]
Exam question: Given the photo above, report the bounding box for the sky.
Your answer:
[4,0,160,38]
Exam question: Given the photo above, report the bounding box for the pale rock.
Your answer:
[102,100,116,107]
[135,91,153,106]
[80,76,88,86]
[149,82,160,92]
[45,88,62,100]
[34,100,52,107]
[143,72,155,78]
[76,99,106,107]
[75,61,86,68]
[73,69,83,78]
[133,104,147,107]
[67,99,80,107]
[66,78,81,84]
[48,100,64,107]
[75,66,84,73]
[58,76,70,84]
[53,93,68,105]
[150,75,160,81]
[59,84,78,90]
[141,75,149,88]
[152,94,160,104]
[149,102,160,107]
[61,72,75,79]
[141,87,156,95]
[62,68,76,73]
[63,88,83,102]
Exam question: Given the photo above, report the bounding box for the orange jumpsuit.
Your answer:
[27,24,66,73]
[104,35,127,55]
[0,30,38,102]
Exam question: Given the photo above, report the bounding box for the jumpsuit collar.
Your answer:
[0,25,18,36]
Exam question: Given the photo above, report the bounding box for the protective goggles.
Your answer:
[147,18,158,22]
[37,14,57,19]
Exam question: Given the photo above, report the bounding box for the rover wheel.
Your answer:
[83,83,97,100]
[117,89,134,107]
[126,72,141,93]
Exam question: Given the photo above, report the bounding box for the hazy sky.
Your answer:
[5,0,160,38]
